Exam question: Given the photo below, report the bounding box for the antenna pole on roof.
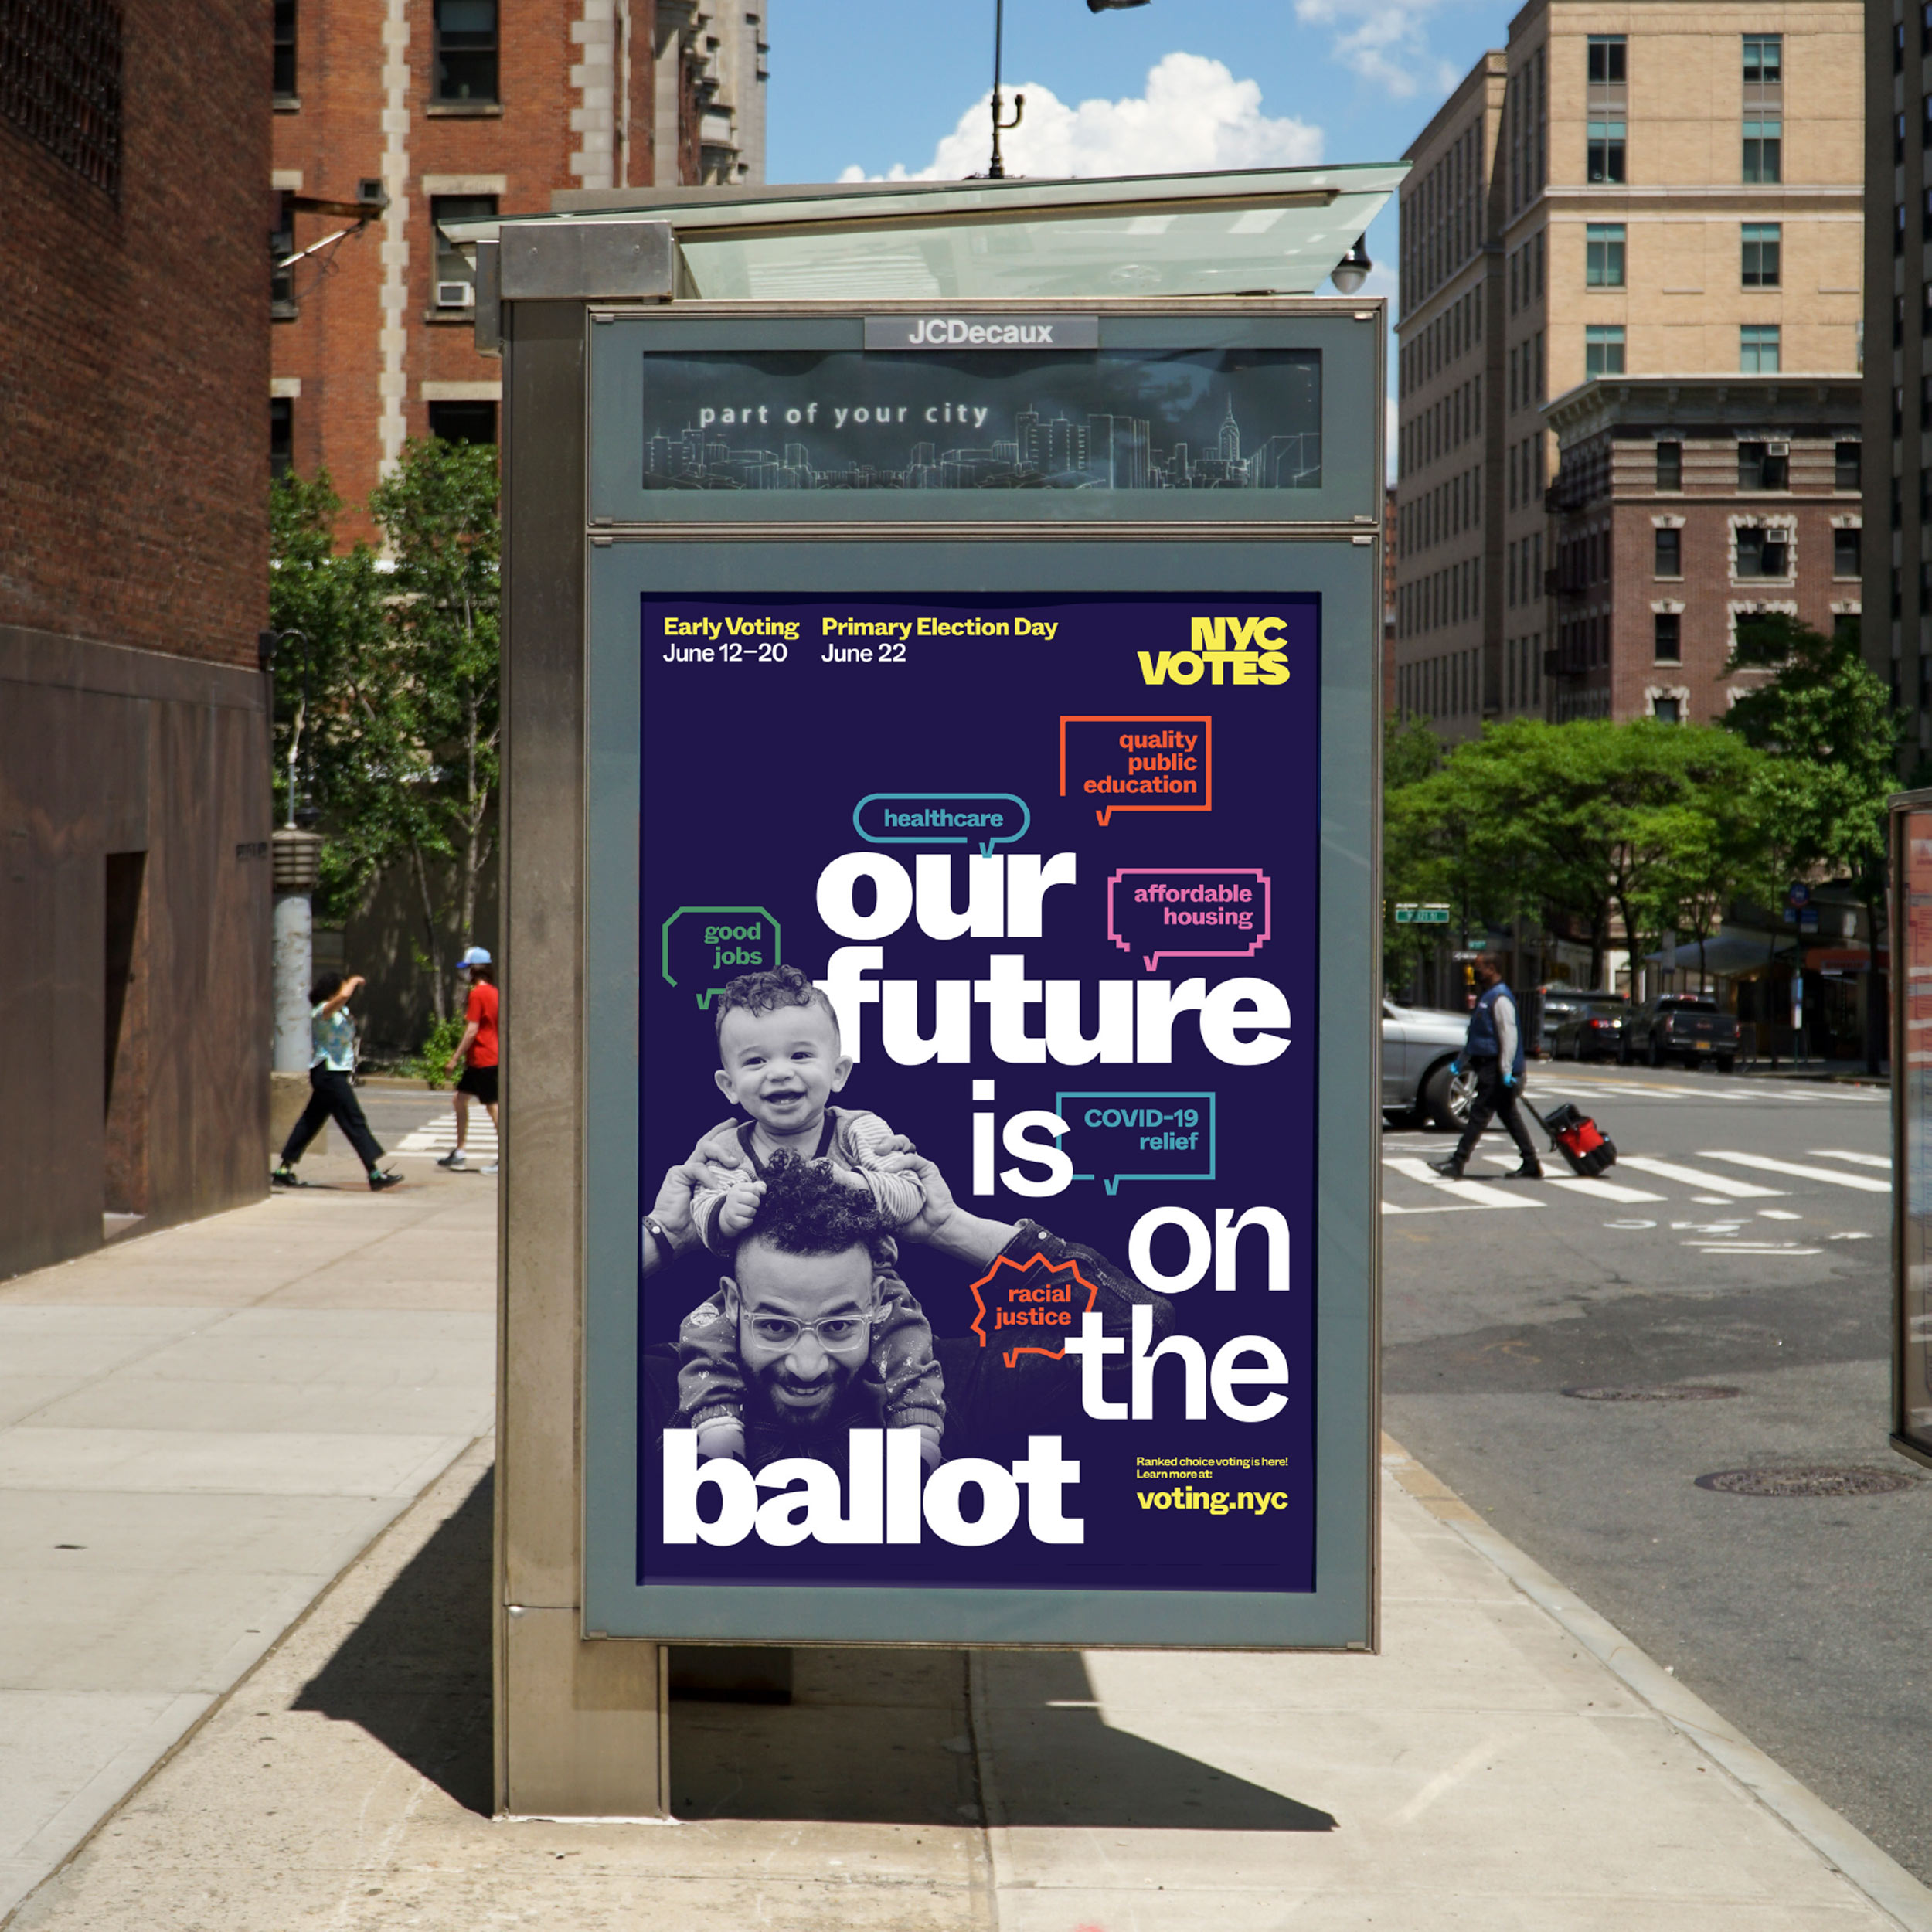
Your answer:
[988,0,1024,179]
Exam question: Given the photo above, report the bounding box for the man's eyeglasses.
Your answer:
[745,1311,873,1349]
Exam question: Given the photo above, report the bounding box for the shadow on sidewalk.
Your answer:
[673,1647,1335,1832]
[293,1467,495,1817]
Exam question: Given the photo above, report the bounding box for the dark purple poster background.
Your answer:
[638,592,1321,1593]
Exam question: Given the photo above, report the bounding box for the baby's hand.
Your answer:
[717,1175,766,1236]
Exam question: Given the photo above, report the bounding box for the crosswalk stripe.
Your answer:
[1806,1149,1891,1171]
[1541,1177,1667,1202]
[1381,1156,1541,1209]
[1701,1151,1891,1193]
[1615,1156,1786,1199]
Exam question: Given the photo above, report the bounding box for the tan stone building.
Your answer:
[1395,0,1863,736]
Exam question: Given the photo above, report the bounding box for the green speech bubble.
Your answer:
[660,906,784,1010]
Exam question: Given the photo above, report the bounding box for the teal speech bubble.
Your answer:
[853,792,1031,860]
[1054,1090,1218,1198]
[660,906,783,1010]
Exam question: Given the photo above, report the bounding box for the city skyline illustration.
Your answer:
[642,389,1321,492]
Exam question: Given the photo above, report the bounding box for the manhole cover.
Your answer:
[1694,1467,1916,1497]
[1561,1385,1742,1403]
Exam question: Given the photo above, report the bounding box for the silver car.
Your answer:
[1382,998,1475,1129]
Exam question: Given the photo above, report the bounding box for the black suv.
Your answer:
[1621,994,1740,1071]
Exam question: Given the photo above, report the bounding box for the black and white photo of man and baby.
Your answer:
[638,964,1171,1472]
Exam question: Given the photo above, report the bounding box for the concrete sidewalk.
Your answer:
[0,1139,494,1922]
[7,1160,1932,1930]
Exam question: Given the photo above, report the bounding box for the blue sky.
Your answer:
[767,0,1511,313]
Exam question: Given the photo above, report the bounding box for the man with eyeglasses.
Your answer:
[641,1138,1171,1471]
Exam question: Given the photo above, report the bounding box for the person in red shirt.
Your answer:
[439,946,500,1172]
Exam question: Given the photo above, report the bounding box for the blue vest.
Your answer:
[1466,983,1526,1078]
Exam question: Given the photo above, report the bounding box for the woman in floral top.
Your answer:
[271,971,402,1192]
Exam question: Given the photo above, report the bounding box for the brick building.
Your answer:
[0,3,274,1276]
[1394,0,1863,736]
[1543,376,1863,721]
[270,1,767,532]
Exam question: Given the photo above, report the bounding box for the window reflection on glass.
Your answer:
[1896,810,1932,1455]
[1587,223,1625,286]
[434,0,498,101]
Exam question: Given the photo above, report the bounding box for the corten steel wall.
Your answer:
[0,1,273,1278]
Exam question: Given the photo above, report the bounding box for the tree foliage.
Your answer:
[268,440,501,1023]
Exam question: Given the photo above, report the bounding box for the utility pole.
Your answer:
[260,629,325,1078]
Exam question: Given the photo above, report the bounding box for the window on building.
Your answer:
[1742,118,1782,183]
[1897,478,1906,528]
[1738,440,1789,489]
[1900,204,1910,256]
[1653,612,1682,662]
[1,0,124,194]
[431,195,497,303]
[1587,35,1627,83]
[1584,325,1625,378]
[1835,441,1862,490]
[1586,223,1625,286]
[274,0,298,97]
[1735,526,1788,578]
[427,400,498,445]
[1899,296,1910,348]
[1739,324,1780,374]
[271,398,293,480]
[1652,696,1682,723]
[1656,440,1682,490]
[1587,120,1627,184]
[433,0,498,102]
[1743,35,1781,85]
[1900,113,1910,164]
[270,192,296,315]
[1655,527,1682,577]
[1923,0,1932,54]
[1740,223,1780,287]
[1833,528,1862,577]
[1896,20,1907,71]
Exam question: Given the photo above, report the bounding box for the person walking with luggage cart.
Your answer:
[1430,953,1544,1181]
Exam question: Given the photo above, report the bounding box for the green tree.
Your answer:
[1381,713,1445,992]
[368,437,502,1019]
[267,469,387,855]
[1721,613,1901,1066]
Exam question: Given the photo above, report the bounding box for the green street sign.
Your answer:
[1393,903,1451,926]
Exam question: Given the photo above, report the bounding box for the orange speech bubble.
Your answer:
[1059,715,1213,827]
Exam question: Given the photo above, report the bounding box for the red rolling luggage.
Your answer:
[1538,1101,1617,1176]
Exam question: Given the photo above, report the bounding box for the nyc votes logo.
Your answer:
[1138,617,1291,688]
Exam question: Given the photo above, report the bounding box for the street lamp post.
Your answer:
[988,0,1150,179]
[259,628,325,1078]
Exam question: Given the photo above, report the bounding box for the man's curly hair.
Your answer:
[712,963,841,1046]
[736,1150,890,1265]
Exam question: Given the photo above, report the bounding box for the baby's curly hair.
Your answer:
[712,963,841,1048]
[736,1150,890,1265]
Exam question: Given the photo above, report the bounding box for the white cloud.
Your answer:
[1293,0,1460,99]
[838,52,1321,183]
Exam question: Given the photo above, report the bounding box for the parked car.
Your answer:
[1621,993,1740,1070]
[1537,989,1588,1057]
[1551,992,1628,1061]
[1382,998,1475,1128]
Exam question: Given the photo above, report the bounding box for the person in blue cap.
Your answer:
[1430,952,1543,1181]
[438,946,499,1173]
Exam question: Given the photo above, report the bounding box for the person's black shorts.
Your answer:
[456,1063,498,1104]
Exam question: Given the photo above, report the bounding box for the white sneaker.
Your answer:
[480,1162,498,1174]
[436,1149,466,1169]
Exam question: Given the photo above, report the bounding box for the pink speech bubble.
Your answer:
[1107,867,1274,974]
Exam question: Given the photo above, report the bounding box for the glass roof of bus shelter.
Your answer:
[455,165,1404,301]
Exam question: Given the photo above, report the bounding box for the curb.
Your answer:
[1382,1437,1932,1932]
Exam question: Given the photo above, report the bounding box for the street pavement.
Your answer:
[0,1094,494,1922]
[1382,1061,1929,1882]
[6,1075,1932,1927]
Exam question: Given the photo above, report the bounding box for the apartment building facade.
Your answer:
[1396,0,1863,736]
[270,1,767,532]
[1866,0,1932,753]
[2,2,273,1277]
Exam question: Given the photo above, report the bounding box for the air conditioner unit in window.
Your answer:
[1766,440,1791,456]
[437,281,476,309]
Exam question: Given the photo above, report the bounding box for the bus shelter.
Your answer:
[474,164,1402,1818]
